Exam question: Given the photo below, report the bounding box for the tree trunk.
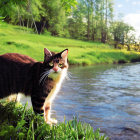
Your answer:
[91,0,95,41]
[105,0,108,42]
[101,28,106,43]
[87,6,90,40]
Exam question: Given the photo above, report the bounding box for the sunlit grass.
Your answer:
[0,101,108,140]
[0,22,140,65]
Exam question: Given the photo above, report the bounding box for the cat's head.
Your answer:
[43,48,69,73]
[39,48,68,84]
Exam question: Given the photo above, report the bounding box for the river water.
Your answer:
[22,63,140,140]
[52,63,140,140]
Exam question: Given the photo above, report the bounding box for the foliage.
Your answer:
[44,0,67,36]
[61,0,77,15]
[0,0,137,44]
[111,21,134,45]
[67,1,87,40]
[0,0,76,36]
[0,101,108,140]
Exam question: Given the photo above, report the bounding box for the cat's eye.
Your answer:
[58,64,63,67]
[49,62,53,66]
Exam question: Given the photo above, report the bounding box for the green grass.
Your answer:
[0,101,108,140]
[0,21,140,65]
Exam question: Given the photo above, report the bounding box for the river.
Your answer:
[21,63,140,140]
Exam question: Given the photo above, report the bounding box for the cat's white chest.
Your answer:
[44,68,67,104]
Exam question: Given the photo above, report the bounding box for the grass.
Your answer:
[0,101,108,140]
[0,21,140,65]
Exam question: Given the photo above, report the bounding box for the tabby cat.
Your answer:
[0,48,68,124]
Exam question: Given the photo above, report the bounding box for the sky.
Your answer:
[114,0,140,39]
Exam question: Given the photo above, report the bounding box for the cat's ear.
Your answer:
[61,49,68,59]
[44,48,52,57]
[44,48,52,62]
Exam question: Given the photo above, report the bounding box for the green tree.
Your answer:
[61,0,77,15]
[97,0,114,43]
[0,0,44,33]
[43,0,66,36]
[67,0,87,39]
[111,21,134,48]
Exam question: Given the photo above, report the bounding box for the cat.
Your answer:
[0,48,68,124]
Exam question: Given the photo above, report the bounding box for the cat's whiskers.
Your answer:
[40,69,50,76]
[42,74,48,85]
[39,70,50,84]
[42,70,53,85]
[40,69,56,85]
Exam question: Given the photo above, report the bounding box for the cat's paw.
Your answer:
[46,118,57,125]
[50,118,58,124]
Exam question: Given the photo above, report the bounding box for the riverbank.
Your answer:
[0,101,108,139]
[0,22,140,65]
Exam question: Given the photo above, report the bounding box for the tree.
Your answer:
[111,21,134,48]
[67,0,87,39]
[0,0,44,33]
[0,0,78,36]
[61,0,77,15]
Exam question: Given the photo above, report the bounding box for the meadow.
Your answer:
[0,22,140,65]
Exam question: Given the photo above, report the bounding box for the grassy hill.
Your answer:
[0,22,140,65]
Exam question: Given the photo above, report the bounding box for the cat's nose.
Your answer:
[53,67,58,72]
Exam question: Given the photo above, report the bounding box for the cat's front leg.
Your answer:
[44,102,57,124]
[31,95,57,124]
